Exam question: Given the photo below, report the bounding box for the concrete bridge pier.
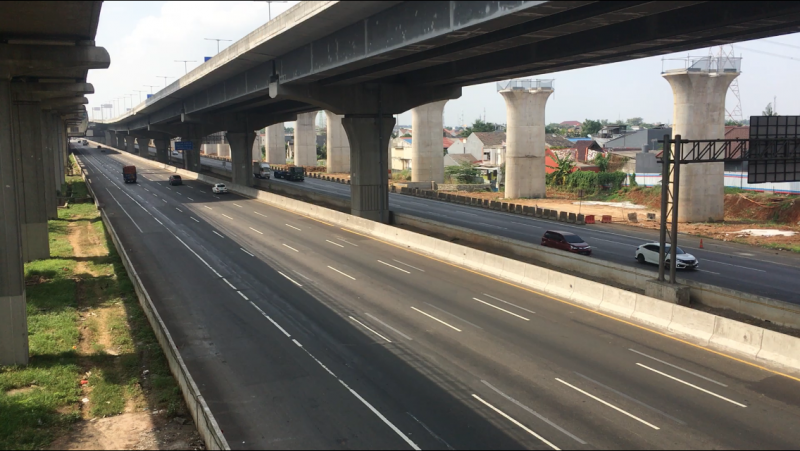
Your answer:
[136,137,150,157]
[294,111,317,167]
[124,135,136,154]
[265,123,285,165]
[342,115,395,223]
[411,100,447,183]
[663,70,739,222]
[52,116,66,195]
[153,138,169,163]
[500,84,552,199]
[116,134,125,151]
[104,130,115,148]
[40,112,58,219]
[325,111,350,173]
[0,79,29,366]
[228,131,256,187]
[184,139,202,172]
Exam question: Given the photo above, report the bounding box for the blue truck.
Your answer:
[123,165,137,183]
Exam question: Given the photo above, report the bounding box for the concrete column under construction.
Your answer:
[153,139,168,163]
[136,137,150,157]
[342,115,395,223]
[500,83,552,199]
[125,135,136,153]
[40,112,58,219]
[265,123,285,164]
[11,96,50,262]
[0,79,29,366]
[294,111,317,167]
[228,131,255,187]
[411,100,447,183]
[663,69,739,222]
[325,111,350,173]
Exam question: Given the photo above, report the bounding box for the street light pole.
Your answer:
[204,38,232,55]
[175,60,197,75]
[143,84,159,95]
[156,76,172,88]
[132,90,146,104]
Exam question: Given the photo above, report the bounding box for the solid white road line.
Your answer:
[411,307,462,332]
[628,349,728,387]
[190,217,200,223]
[175,208,183,212]
[392,259,425,272]
[240,248,255,257]
[378,260,410,273]
[283,244,299,252]
[349,316,392,343]
[153,217,163,225]
[471,394,560,451]
[364,313,413,341]
[481,293,536,315]
[212,230,224,238]
[253,211,267,217]
[326,239,345,248]
[635,363,746,407]
[286,224,301,231]
[222,278,238,290]
[278,271,303,287]
[481,380,586,445]
[423,302,483,330]
[249,301,291,338]
[698,269,722,275]
[104,188,143,233]
[249,227,263,234]
[237,291,249,301]
[222,214,233,219]
[555,378,660,430]
[473,297,530,321]
[171,235,222,278]
[328,266,356,280]
[703,259,765,272]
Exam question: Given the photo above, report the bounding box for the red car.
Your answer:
[541,230,592,255]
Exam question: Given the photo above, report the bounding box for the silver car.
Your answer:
[635,242,699,270]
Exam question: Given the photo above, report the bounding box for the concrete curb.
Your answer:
[94,143,800,376]
[75,151,230,450]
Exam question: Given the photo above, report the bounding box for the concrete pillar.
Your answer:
[40,112,58,219]
[294,112,317,167]
[136,137,149,157]
[500,86,552,199]
[53,116,65,194]
[105,130,114,147]
[411,100,447,183]
[663,70,738,222]
[0,79,29,366]
[325,111,350,173]
[265,123,285,164]
[184,139,202,172]
[11,97,49,262]
[228,131,256,187]
[154,139,169,163]
[116,133,125,150]
[252,134,262,162]
[125,135,135,153]
[342,115,396,223]
[218,143,230,158]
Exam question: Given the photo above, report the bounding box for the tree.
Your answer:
[445,161,480,184]
[459,118,500,137]
[285,127,294,133]
[627,117,644,126]
[581,119,603,137]
[545,123,565,135]
[763,102,778,116]
[317,144,327,160]
[401,133,411,137]
[391,132,399,139]
[593,153,610,172]
[725,119,742,126]
[546,153,576,186]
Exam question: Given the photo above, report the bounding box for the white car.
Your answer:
[635,242,699,270]
[212,183,228,194]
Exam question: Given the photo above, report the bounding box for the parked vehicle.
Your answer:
[212,183,228,194]
[635,242,699,269]
[274,166,304,181]
[254,163,271,179]
[168,175,182,186]
[122,165,137,183]
[541,230,592,255]
[100,148,106,153]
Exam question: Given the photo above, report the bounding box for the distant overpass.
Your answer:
[91,0,800,223]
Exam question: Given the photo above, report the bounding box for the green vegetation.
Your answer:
[593,153,610,173]
[581,119,602,136]
[459,118,502,137]
[724,187,747,195]
[391,169,411,181]
[764,242,800,254]
[445,161,481,184]
[546,154,576,186]
[0,163,183,449]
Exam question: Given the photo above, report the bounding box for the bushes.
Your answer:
[566,171,598,192]
[598,171,628,191]
[445,161,481,184]
[550,169,628,193]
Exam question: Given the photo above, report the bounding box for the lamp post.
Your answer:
[266,1,288,21]
[204,38,232,55]
[144,84,159,94]
[156,76,173,88]
[175,60,197,75]
[132,90,146,104]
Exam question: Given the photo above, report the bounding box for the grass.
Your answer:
[763,242,800,253]
[0,162,183,449]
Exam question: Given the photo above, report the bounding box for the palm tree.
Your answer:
[547,153,575,186]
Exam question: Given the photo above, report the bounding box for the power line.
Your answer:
[762,39,800,50]
[736,45,800,62]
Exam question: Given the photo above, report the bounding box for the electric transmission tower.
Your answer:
[715,45,743,123]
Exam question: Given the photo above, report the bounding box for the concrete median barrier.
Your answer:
[598,287,637,319]
[668,306,716,345]
[570,278,605,309]
[546,271,575,299]
[709,317,764,358]
[632,295,675,329]
[522,265,549,291]
[757,330,800,371]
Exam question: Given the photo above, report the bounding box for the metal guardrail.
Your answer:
[496,79,554,91]
[662,56,742,74]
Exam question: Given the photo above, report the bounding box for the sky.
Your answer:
[88,1,800,130]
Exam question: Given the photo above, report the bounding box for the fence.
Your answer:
[496,79,554,91]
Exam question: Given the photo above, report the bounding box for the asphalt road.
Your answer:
[76,143,800,449]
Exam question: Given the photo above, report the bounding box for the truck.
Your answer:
[123,165,137,183]
[273,166,304,181]
[254,162,271,179]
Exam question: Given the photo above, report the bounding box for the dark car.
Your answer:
[541,230,592,255]
[168,175,182,186]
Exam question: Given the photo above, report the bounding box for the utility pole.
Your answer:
[265,1,288,21]
[204,38,232,55]
[132,90,146,104]
[144,84,159,94]
[156,76,173,88]
[175,60,197,75]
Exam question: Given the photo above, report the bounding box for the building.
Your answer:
[544,134,576,149]
[602,126,672,150]
[573,139,603,162]
[444,153,479,167]
[560,120,582,128]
